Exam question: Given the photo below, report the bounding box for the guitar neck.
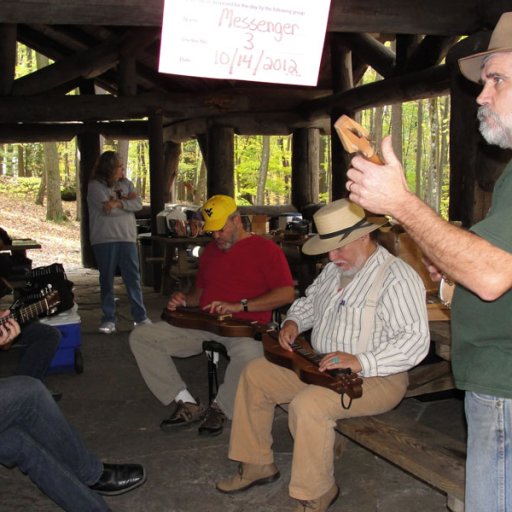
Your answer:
[2,297,54,327]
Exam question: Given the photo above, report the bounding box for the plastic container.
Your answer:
[41,306,83,374]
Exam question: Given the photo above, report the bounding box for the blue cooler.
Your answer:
[41,306,83,374]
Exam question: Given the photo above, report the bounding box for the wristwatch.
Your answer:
[241,298,249,312]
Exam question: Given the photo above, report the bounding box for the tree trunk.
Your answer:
[373,106,384,149]
[439,96,450,211]
[17,144,25,177]
[391,103,403,163]
[415,100,424,196]
[45,141,65,221]
[35,166,46,205]
[256,135,270,205]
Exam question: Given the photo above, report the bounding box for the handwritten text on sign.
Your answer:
[159,0,331,86]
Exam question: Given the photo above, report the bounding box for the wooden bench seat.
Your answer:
[335,408,465,511]
[278,397,465,512]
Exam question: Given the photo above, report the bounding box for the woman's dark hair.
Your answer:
[91,151,121,187]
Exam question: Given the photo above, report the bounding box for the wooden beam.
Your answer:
[0,0,508,35]
[302,65,450,119]
[0,91,249,123]
[338,33,395,78]
[163,113,330,142]
[12,28,159,96]
[404,35,461,72]
[0,24,17,95]
[0,121,148,142]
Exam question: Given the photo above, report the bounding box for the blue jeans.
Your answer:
[0,376,108,511]
[465,391,512,512]
[93,242,148,324]
[14,321,61,380]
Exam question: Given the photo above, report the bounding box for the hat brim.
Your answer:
[302,219,386,256]
[459,47,512,83]
[202,217,227,232]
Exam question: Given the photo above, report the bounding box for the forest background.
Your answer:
[0,43,451,270]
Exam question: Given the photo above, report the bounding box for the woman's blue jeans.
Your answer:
[93,242,147,324]
[0,376,108,511]
[465,391,512,512]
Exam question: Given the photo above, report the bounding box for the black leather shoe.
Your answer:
[198,403,226,436]
[90,463,146,496]
[50,390,63,402]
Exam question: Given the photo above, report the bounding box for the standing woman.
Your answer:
[87,150,150,333]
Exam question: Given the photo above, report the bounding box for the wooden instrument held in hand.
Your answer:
[261,330,363,408]
[334,115,383,164]
[161,307,258,338]
[439,275,455,308]
[3,290,60,327]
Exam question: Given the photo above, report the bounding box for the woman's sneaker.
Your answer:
[99,322,116,334]
[133,318,152,328]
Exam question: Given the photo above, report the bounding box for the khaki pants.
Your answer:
[228,357,408,501]
[129,321,263,418]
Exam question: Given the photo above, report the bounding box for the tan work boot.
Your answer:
[216,462,280,494]
[294,484,339,511]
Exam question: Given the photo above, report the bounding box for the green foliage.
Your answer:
[0,177,41,198]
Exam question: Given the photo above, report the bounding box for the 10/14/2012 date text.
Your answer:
[214,48,299,77]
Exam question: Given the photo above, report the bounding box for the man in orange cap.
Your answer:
[216,199,429,511]
[348,12,512,511]
[130,195,294,436]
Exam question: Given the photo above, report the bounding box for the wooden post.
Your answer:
[148,111,165,291]
[330,34,355,201]
[0,24,16,95]
[291,128,320,211]
[148,111,165,234]
[206,125,234,197]
[118,52,137,96]
[76,130,100,268]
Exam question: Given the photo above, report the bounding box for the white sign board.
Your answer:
[159,0,331,86]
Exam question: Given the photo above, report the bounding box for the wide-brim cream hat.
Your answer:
[459,12,512,83]
[302,199,387,256]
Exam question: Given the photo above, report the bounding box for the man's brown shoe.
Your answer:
[216,463,280,494]
[160,400,206,431]
[294,484,339,511]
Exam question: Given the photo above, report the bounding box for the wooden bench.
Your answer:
[334,408,465,512]
[278,401,465,511]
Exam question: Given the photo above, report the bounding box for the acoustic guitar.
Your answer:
[3,290,60,328]
[161,307,259,338]
[261,330,363,408]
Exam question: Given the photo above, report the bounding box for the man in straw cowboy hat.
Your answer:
[348,12,512,511]
[216,198,429,511]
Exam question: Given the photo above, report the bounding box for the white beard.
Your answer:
[477,106,512,149]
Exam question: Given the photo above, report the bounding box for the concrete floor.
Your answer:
[0,269,466,511]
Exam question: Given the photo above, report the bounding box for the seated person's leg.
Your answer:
[0,376,146,510]
[14,322,60,380]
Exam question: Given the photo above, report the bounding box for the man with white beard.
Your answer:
[216,198,429,512]
[347,12,512,512]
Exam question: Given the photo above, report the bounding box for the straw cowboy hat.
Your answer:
[459,12,512,83]
[302,199,387,256]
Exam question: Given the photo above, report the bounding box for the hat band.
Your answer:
[318,219,372,241]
